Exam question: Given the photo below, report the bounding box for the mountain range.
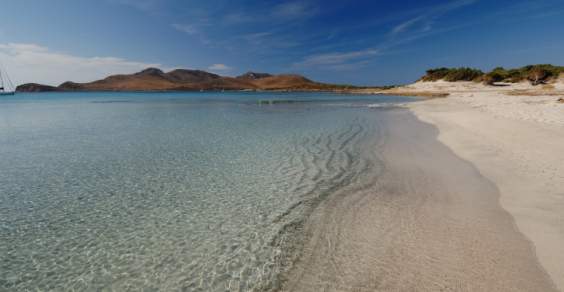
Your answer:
[16,68,360,92]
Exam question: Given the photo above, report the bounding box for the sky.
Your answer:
[1,0,564,86]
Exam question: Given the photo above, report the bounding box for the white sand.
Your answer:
[406,80,564,290]
[282,109,556,291]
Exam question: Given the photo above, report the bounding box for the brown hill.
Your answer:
[17,68,348,92]
[14,83,60,92]
[236,72,273,80]
[252,74,317,90]
[166,69,220,83]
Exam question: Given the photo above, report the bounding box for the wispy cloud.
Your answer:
[391,15,427,34]
[224,1,318,24]
[234,31,302,54]
[251,0,471,74]
[486,1,564,23]
[327,60,372,71]
[0,43,161,86]
[294,49,379,68]
[171,17,214,46]
[272,1,319,20]
[172,23,199,35]
[107,0,160,12]
[223,12,253,24]
[208,63,232,72]
[242,32,273,44]
[391,0,478,35]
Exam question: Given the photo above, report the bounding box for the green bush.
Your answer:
[523,65,564,85]
[527,67,550,85]
[422,64,564,85]
[483,67,509,84]
[420,68,450,81]
[420,67,484,82]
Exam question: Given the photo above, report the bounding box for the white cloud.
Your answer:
[0,43,161,86]
[295,49,379,68]
[242,32,273,45]
[223,12,254,24]
[107,0,159,12]
[391,0,478,35]
[224,1,318,24]
[172,23,199,35]
[208,63,232,72]
[171,18,213,46]
[391,15,426,34]
[272,1,318,20]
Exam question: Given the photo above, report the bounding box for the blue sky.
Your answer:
[1,0,563,86]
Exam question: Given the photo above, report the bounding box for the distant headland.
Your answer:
[15,68,384,93]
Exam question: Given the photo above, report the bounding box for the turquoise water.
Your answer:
[0,92,412,291]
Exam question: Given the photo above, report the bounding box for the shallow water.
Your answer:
[0,92,411,291]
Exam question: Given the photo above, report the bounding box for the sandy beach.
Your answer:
[278,80,564,291]
[281,105,558,291]
[403,80,564,290]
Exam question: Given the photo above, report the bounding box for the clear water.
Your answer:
[0,92,412,291]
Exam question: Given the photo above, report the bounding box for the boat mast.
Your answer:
[0,63,15,92]
[0,67,4,91]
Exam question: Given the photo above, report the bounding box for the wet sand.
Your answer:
[281,109,556,291]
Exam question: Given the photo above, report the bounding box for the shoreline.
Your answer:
[12,88,394,94]
[406,81,564,290]
[281,107,556,291]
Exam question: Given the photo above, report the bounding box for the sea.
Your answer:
[0,92,413,291]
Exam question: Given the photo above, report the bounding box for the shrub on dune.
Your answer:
[527,67,550,85]
[422,64,564,85]
[420,67,484,82]
[444,68,484,82]
[483,67,509,85]
[522,65,564,85]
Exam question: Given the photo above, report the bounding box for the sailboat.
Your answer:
[0,65,16,95]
